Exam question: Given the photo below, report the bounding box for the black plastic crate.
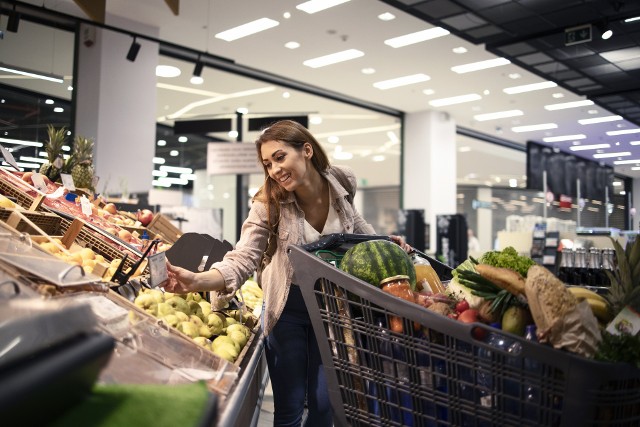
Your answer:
[287,245,640,427]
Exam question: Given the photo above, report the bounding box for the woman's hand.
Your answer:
[164,261,199,294]
[389,234,413,253]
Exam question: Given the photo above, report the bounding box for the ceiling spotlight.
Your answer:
[598,21,613,39]
[193,60,203,78]
[126,37,141,62]
[7,5,20,33]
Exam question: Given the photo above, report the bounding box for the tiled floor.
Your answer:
[256,378,274,426]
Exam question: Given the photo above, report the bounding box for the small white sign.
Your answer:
[60,173,76,191]
[80,195,92,216]
[207,142,263,175]
[0,144,20,171]
[46,187,66,199]
[31,173,49,193]
[148,252,168,288]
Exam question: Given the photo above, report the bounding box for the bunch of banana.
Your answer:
[236,279,264,310]
[567,286,613,323]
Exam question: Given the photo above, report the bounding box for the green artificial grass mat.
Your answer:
[49,381,214,427]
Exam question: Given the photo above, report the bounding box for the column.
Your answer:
[403,110,457,251]
[74,21,158,196]
[476,187,493,251]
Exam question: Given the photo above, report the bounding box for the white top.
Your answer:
[303,192,344,244]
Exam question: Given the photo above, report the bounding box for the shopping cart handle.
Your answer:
[300,233,391,252]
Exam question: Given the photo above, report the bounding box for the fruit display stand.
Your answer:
[147,213,183,244]
[288,244,640,427]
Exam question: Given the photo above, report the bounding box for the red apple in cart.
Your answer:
[137,209,154,227]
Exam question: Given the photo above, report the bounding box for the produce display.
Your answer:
[133,288,254,363]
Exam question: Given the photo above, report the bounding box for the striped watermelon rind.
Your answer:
[340,239,417,290]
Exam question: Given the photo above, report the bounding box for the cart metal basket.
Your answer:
[287,244,640,427]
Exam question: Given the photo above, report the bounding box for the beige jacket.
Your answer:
[210,165,376,336]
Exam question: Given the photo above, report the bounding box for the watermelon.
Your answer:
[340,239,417,290]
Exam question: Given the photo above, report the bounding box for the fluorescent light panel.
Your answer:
[451,58,510,74]
[544,100,594,110]
[296,0,350,14]
[578,115,622,125]
[384,27,449,48]
[512,123,558,133]
[215,18,279,41]
[473,110,523,121]
[569,144,610,151]
[614,159,640,165]
[0,137,43,147]
[0,64,64,83]
[504,81,557,94]
[159,165,193,174]
[607,128,640,136]
[593,152,630,159]
[429,93,481,107]
[373,73,430,90]
[304,49,364,68]
[543,134,586,142]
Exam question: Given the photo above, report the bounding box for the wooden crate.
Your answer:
[147,213,182,244]
[0,208,63,235]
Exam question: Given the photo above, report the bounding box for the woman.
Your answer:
[164,120,410,426]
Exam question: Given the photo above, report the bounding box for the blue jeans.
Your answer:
[264,284,332,427]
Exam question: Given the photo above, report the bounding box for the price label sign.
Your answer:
[148,252,168,288]
[0,144,20,171]
[80,195,93,216]
[60,173,76,191]
[31,173,49,193]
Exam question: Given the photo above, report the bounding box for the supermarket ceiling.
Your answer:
[3,0,640,186]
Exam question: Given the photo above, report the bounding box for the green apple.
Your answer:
[157,302,176,317]
[165,296,190,314]
[161,314,179,328]
[189,314,204,327]
[226,323,251,339]
[227,330,248,348]
[177,321,199,339]
[198,301,212,317]
[193,336,211,348]
[207,313,224,335]
[174,311,190,322]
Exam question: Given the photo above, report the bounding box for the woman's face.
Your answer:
[261,139,311,192]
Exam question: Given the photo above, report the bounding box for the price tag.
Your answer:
[148,252,168,288]
[31,173,49,193]
[46,186,65,199]
[0,144,20,171]
[80,195,93,216]
[60,173,76,191]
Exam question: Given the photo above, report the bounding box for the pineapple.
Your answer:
[71,136,95,190]
[39,125,67,181]
[605,237,640,316]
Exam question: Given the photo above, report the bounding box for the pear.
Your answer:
[157,302,176,317]
[188,300,205,320]
[225,317,238,327]
[212,345,236,363]
[186,292,203,302]
[198,301,212,317]
[163,292,175,300]
[198,324,214,339]
[207,313,224,335]
[134,294,158,316]
[165,296,190,314]
[212,335,240,354]
[147,289,165,304]
[161,314,179,328]
[177,321,199,339]
[174,311,190,322]
[227,330,248,348]
[193,336,211,348]
[226,323,251,339]
[189,314,204,327]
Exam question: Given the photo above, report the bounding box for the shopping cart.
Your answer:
[288,243,640,427]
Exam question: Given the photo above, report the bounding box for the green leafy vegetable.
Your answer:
[595,331,640,368]
[479,246,536,277]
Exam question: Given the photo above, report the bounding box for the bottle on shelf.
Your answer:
[572,248,588,286]
[600,248,615,287]
[557,248,574,284]
[587,247,602,287]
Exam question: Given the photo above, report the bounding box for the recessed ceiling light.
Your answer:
[543,134,586,142]
[452,46,467,54]
[53,107,64,113]
[361,67,376,74]
[607,128,640,135]
[552,93,564,98]
[283,12,291,19]
[474,110,523,121]
[157,140,167,146]
[156,65,181,78]
[303,49,364,68]
[282,91,291,98]
[190,76,204,85]
[504,81,557,94]
[170,150,179,156]
[310,116,323,125]
[451,58,510,74]
[594,152,630,159]
[372,155,386,161]
[152,157,165,164]
[378,12,395,21]
[384,27,449,48]
[508,73,521,79]
[512,123,558,133]
[328,136,339,143]
[215,18,279,41]
[229,130,238,138]
[578,115,623,125]
[544,99,594,110]
[588,109,599,114]
[45,99,54,105]
[373,73,430,90]
[285,41,300,49]
[178,136,188,143]
[296,0,350,14]
[422,89,435,95]
[509,179,518,187]
[429,93,481,107]
[458,146,471,152]
[483,89,490,95]
[569,143,610,151]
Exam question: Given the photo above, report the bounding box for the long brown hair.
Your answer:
[253,120,330,228]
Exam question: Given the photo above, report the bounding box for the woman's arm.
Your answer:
[164,261,225,293]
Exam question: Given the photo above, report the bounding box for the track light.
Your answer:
[598,21,613,40]
[190,58,204,84]
[126,37,141,62]
[7,5,20,33]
